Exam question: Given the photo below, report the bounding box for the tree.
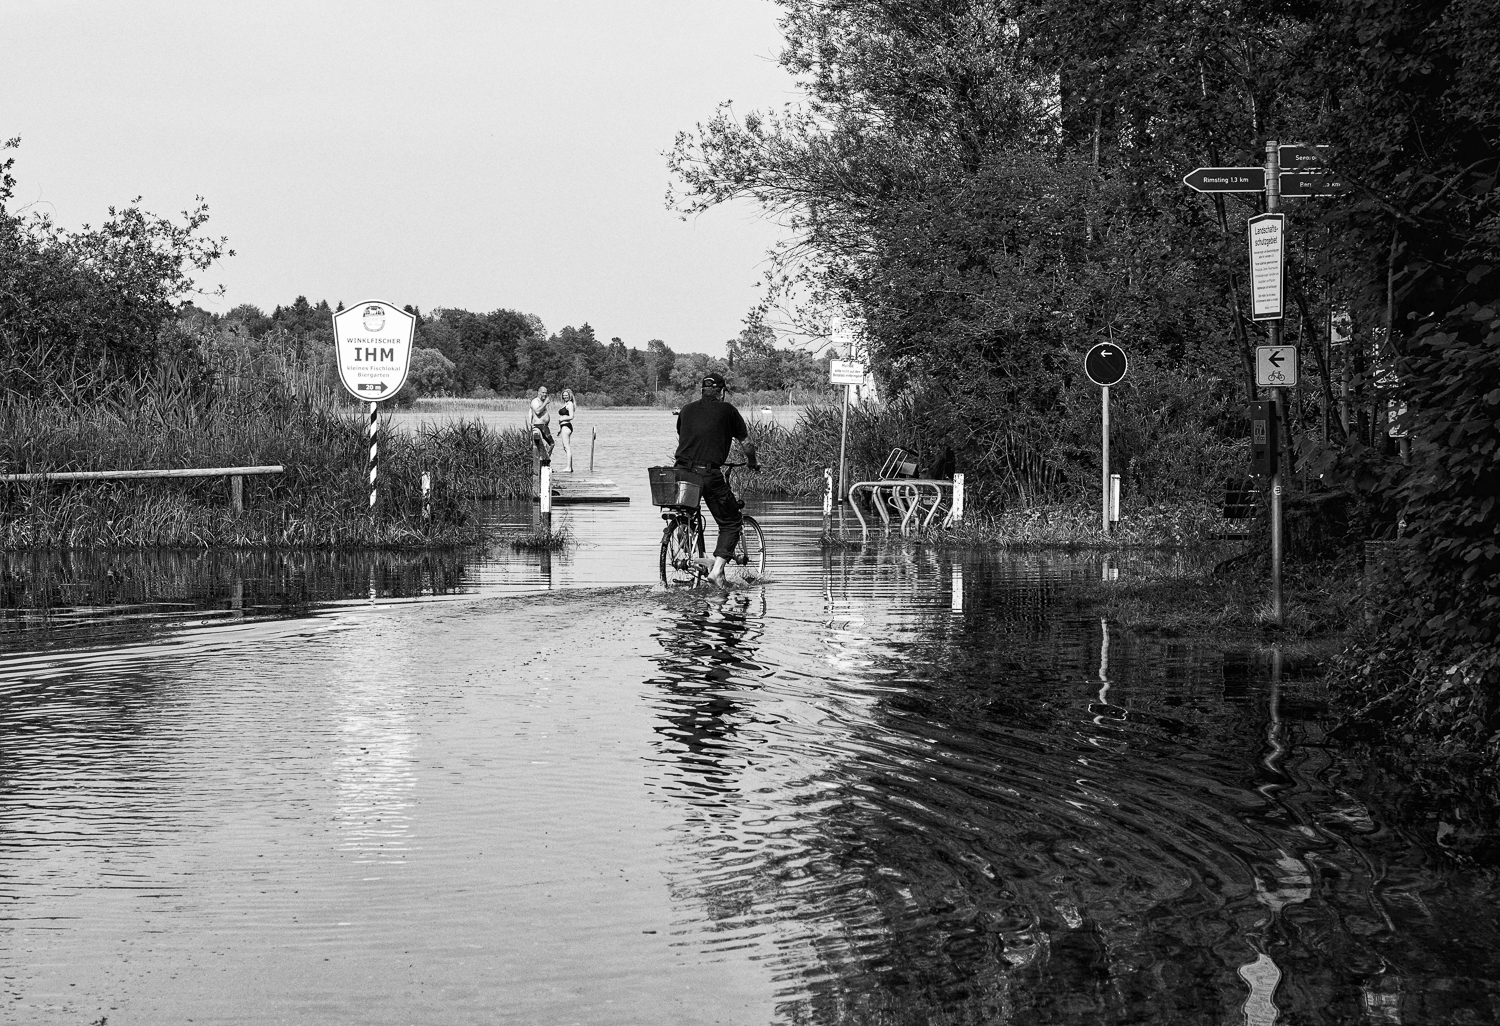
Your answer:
[644,339,675,392]
[407,346,460,398]
[0,137,231,391]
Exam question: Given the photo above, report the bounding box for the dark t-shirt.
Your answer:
[674,397,747,467]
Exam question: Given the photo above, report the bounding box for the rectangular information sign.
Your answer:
[829,360,866,386]
[1247,214,1285,321]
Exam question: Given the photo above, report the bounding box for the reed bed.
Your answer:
[0,384,534,550]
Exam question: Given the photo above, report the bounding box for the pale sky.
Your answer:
[3,1,800,357]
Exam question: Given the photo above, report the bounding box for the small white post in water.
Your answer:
[539,464,552,532]
[949,473,965,526]
[1109,473,1121,524]
[421,472,431,522]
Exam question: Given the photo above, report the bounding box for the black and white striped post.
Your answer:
[367,401,379,509]
[331,301,416,518]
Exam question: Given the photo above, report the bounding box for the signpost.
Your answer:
[829,358,866,505]
[332,302,415,509]
[1083,342,1129,533]
[1182,167,1267,193]
[1261,142,1286,626]
[1183,142,1345,626]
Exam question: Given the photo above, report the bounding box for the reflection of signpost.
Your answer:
[829,358,867,504]
[1247,214,1286,321]
[332,301,416,509]
[1083,343,1129,533]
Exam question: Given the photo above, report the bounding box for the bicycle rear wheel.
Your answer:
[659,519,704,588]
[727,515,766,583]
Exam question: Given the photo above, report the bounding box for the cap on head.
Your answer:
[702,372,727,390]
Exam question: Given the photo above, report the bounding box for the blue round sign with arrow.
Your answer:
[1084,343,1129,387]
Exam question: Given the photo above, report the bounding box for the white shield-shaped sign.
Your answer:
[332,301,416,401]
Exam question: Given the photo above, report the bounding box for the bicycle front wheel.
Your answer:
[728,515,766,582]
[660,519,702,588]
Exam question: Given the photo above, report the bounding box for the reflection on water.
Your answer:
[2,512,1499,1024]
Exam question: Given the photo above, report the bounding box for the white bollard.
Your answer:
[950,473,965,525]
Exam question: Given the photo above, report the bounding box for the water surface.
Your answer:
[2,409,1495,1025]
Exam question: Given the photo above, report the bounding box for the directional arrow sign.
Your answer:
[1256,345,1298,387]
[1280,172,1352,198]
[1278,144,1331,170]
[333,301,415,402]
[1083,342,1129,387]
[1183,167,1266,193]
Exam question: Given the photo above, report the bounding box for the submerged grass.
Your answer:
[509,522,574,551]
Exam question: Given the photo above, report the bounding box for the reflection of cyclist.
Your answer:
[674,372,758,587]
[528,386,553,460]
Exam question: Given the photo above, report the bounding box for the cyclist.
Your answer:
[674,371,758,586]
[528,386,553,460]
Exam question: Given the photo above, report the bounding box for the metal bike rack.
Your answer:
[847,479,955,539]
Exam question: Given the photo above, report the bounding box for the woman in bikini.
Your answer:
[555,388,576,472]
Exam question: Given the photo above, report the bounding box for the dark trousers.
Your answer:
[679,464,742,559]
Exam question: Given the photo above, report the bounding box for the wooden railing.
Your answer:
[0,465,285,513]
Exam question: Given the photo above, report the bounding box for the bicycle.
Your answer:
[656,461,766,588]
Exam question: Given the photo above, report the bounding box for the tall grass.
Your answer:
[0,353,534,549]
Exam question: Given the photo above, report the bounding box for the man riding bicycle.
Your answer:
[674,372,758,587]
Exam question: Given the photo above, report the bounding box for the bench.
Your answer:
[0,465,285,513]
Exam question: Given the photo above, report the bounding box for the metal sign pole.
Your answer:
[1101,384,1111,533]
[1265,138,1284,626]
[837,383,851,504]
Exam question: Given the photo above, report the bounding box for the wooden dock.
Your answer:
[535,473,630,504]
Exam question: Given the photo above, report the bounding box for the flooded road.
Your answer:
[3,410,1498,1024]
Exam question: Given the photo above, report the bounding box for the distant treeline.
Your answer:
[184,297,837,405]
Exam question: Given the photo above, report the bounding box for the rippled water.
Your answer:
[2,409,1497,1024]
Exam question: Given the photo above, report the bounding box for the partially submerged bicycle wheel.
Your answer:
[659,521,704,588]
[724,516,766,585]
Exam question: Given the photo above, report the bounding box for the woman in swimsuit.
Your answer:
[556,389,576,472]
